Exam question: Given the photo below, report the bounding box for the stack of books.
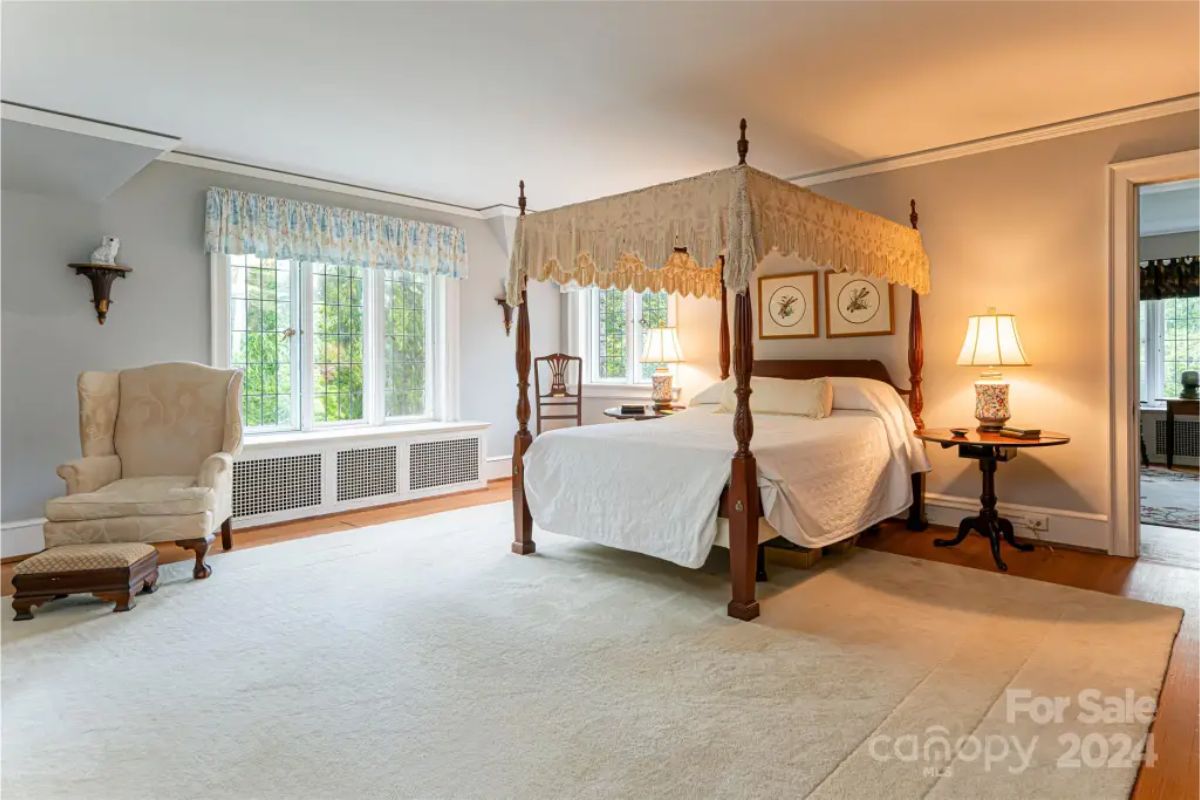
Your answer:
[998,426,1041,440]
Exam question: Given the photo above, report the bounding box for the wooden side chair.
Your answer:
[534,353,583,434]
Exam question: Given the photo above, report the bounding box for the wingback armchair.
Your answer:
[43,362,244,579]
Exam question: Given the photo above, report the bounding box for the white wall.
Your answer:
[1139,231,1199,260]
[1,160,558,523]
[671,111,1199,549]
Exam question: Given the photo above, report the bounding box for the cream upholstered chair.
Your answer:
[43,362,243,579]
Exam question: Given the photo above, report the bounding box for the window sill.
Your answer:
[581,383,681,400]
[244,420,489,451]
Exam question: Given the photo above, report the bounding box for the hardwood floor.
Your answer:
[3,479,1195,799]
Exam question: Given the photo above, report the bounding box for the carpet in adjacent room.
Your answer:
[1140,465,1199,530]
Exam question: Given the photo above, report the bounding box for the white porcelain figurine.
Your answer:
[90,235,120,265]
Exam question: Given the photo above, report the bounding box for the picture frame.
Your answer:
[757,271,818,339]
[824,272,895,338]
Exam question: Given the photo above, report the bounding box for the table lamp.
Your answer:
[641,327,684,410]
[956,307,1030,431]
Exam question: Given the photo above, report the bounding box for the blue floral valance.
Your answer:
[204,187,468,278]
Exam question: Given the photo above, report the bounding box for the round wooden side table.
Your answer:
[603,405,683,421]
[915,428,1070,571]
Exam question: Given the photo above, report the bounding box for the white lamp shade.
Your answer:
[956,310,1030,367]
[641,327,685,364]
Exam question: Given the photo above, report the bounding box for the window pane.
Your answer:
[384,270,430,417]
[637,290,669,380]
[596,288,627,379]
[229,255,295,430]
[312,262,365,424]
[1162,295,1200,398]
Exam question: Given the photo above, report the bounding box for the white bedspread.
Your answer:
[523,378,930,568]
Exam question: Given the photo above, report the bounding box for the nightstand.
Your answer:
[603,405,684,421]
[915,428,1070,571]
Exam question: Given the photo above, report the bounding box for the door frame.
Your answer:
[1107,149,1199,557]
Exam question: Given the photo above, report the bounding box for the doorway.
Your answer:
[1108,151,1195,563]
[1136,179,1199,567]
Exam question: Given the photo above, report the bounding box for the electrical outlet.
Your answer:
[1014,513,1049,532]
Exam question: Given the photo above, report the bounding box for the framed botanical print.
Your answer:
[758,272,818,339]
[824,272,894,338]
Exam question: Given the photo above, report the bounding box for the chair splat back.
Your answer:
[533,353,583,435]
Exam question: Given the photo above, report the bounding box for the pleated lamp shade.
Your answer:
[956,309,1030,368]
[641,327,685,364]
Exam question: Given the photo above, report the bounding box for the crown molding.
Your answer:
[1,100,180,152]
[157,151,491,219]
[792,94,1200,187]
[478,204,521,219]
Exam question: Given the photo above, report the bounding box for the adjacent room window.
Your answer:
[217,255,438,433]
[580,288,675,385]
[1140,295,1200,402]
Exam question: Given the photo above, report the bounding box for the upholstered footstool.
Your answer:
[12,543,159,621]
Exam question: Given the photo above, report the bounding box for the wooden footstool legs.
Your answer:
[11,543,159,621]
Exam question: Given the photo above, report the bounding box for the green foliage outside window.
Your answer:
[230,257,433,430]
[597,288,627,379]
[230,256,293,430]
[312,263,365,423]
[384,270,428,417]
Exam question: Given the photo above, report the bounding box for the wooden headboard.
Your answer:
[751,359,910,396]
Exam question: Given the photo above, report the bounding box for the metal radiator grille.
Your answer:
[233,453,322,518]
[337,445,398,502]
[1155,419,1199,458]
[409,438,479,491]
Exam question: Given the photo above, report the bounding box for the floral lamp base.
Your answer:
[974,381,1010,431]
[651,369,673,410]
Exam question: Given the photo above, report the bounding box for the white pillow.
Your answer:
[690,379,730,405]
[718,376,833,418]
[828,376,899,411]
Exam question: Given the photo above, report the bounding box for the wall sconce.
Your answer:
[496,296,514,336]
[69,262,132,324]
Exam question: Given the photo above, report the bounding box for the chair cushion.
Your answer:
[46,476,217,522]
[14,543,157,575]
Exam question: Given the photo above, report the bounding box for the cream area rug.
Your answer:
[2,502,1182,800]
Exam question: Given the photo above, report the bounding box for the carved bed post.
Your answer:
[727,119,759,621]
[907,200,925,431]
[727,289,759,620]
[718,260,730,380]
[512,180,536,555]
[906,199,929,531]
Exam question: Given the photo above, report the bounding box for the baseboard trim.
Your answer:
[925,493,1110,552]
[485,455,513,481]
[1,518,45,559]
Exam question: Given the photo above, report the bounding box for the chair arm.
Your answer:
[197,452,235,523]
[56,455,121,495]
[197,452,234,489]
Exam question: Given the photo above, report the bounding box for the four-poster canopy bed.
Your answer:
[505,121,932,621]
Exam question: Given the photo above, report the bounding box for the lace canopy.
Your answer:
[506,164,930,305]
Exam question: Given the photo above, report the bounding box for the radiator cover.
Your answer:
[232,428,486,527]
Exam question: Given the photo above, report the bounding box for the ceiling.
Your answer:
[1140,179,1199,236]
[2,2,1197,210]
